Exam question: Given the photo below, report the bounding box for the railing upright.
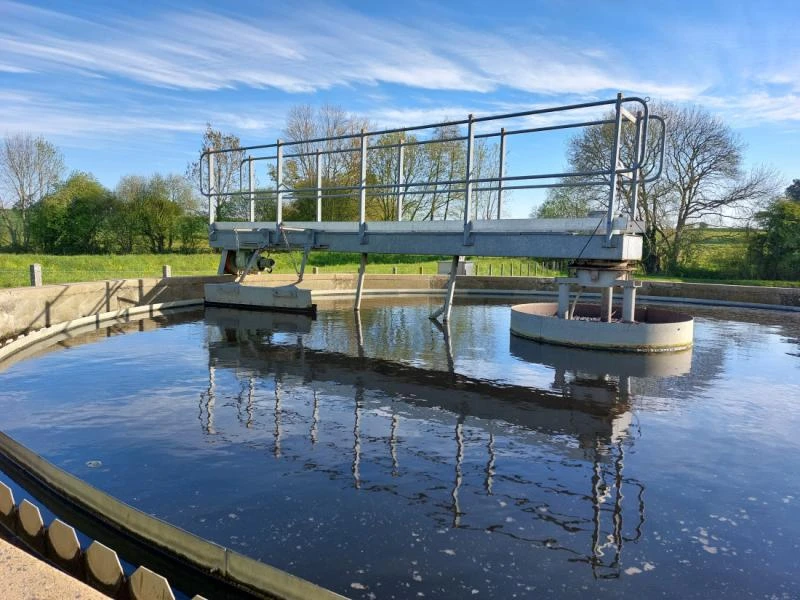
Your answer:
[396,140,405,221]
[359,129,368,242]
[208,150,216,225]
[606,93,624,245]
[315,150,322,222]
[463,114,474,244]
[631,111,644,218]
[276,139,283,225]
[497,127,505,220]
[248,156,255,222]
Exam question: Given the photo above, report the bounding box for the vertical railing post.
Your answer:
[207,150,216,225]
[359,129,368,244]
[463,114,474,245]
[315,150,322,222]
[630,111,644,219]
[396,141,404,221]
[276,139,283,225]
[359,129,367,226]
[606,93,624,245]
[497,127,505,220]
[248,156,255,222]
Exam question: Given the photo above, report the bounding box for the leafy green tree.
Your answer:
[748,198,800,280]
[30,172,113,254]
[784,179,800,202]
[109,178,143,253]
[533,187,592,218]
[369,132,421,221]
[177,214,208,251]
[137,179,183,253]
[116,174,191,253]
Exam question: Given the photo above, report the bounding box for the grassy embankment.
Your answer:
[0,252,561,288]
[636,228,799,287]
[1,229,796,288]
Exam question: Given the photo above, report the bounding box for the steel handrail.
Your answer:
[201,94,662,231]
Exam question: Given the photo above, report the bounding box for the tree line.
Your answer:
[0,134,207,254]
[1,102,796,280]
[1,105,503,254]
[748,180,800,280]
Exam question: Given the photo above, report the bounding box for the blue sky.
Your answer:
[1,0,797,217]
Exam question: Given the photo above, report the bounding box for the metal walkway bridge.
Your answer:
[200,93,665,320]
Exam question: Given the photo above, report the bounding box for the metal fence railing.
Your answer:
[201,93,665,246]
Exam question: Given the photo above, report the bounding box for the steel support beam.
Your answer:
[622,285,637,323]
[600,287,613,323]
[430,255,460,322]
[354,252,368,312]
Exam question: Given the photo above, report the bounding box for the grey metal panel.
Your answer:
[209,224,643,261]
[209,217,644,235]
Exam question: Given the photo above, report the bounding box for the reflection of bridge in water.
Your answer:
[199,308,692,579]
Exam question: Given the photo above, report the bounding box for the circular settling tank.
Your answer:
[1,297,799,599]
[511,302,694,351]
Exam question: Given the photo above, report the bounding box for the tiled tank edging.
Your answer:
[0,480,198,600]
[0,430,346,600]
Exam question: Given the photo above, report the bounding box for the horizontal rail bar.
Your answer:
[202,96,648,157]
[202,164,631,197]
[242,118,619,165]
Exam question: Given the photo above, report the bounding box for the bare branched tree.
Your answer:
[186,125,244,221]
[0,133,64,249]
[281,105,371,221]
[553,102,778,272]
[279,107,502,223]
[369,132,424,221]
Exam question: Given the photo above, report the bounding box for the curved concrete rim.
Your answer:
[0,300,346,600]
[510,302,694,353]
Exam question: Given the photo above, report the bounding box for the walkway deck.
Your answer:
[209,217,645,262]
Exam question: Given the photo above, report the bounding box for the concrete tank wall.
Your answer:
[0,275,233,343]
[1,273,798,342]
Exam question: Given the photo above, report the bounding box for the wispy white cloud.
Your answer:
[698,92,800,127]
[0,1,702,100]
[0,62,32,73]
[0,0,797,187]
[0,88,284,149]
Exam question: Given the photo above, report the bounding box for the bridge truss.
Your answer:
[200,93,665,321]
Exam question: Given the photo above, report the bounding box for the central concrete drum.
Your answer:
[510,302,694,352]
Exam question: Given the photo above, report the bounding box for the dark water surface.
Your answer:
[1,297,799,599]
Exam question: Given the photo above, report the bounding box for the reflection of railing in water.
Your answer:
[196,308,691,577]
[583,438,646,579]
